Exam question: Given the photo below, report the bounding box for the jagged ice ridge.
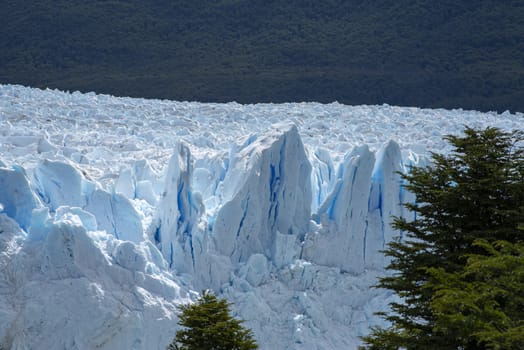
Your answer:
[0,85,522,349]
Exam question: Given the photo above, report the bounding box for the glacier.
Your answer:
[0,84,522,349]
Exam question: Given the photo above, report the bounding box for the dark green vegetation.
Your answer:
[360,127,524,349]
[1,0,523,112]
[168,291,258,350]
[427,239,524,349]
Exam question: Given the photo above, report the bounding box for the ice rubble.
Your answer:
[0,85,522,349]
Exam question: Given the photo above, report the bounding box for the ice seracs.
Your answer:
[0,165,39,231]
[33,159,144,243]
[305,145,375,274]
[85,189,143,243]
[148,142,206,275]
[0,85,522,349]
[212,123,311,268]
[34,159,87,210]
[115,159,161,205]
[364,140,404,269]
[309,147,336,213]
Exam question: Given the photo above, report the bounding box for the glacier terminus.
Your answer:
[0,85,522,349]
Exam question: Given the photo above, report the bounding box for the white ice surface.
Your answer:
[0,84,522,349]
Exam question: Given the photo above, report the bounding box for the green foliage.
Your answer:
[427,240,524,349]
[361,127,524,349]
[168,291,258,350]
[1,0,523,111]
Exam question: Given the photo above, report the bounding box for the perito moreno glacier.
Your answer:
[0,85,522,349]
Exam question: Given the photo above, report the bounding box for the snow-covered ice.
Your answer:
[0,84,522,349]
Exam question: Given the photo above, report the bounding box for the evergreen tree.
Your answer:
[427,239,524,349]
[361,127,524,349]
[168,291,258,350]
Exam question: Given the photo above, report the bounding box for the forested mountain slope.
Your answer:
[1,0,523,112]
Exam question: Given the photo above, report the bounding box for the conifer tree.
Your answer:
[427,239,524,349]
[360,127,524,349]
[168,291,258,350]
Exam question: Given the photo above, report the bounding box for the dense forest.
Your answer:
[1,0,523,112]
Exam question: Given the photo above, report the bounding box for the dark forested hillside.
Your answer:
[1,0,523,112]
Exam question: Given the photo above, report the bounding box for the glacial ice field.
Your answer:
[0,84,522,349]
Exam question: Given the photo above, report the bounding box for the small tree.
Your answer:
[168,291,258,350]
